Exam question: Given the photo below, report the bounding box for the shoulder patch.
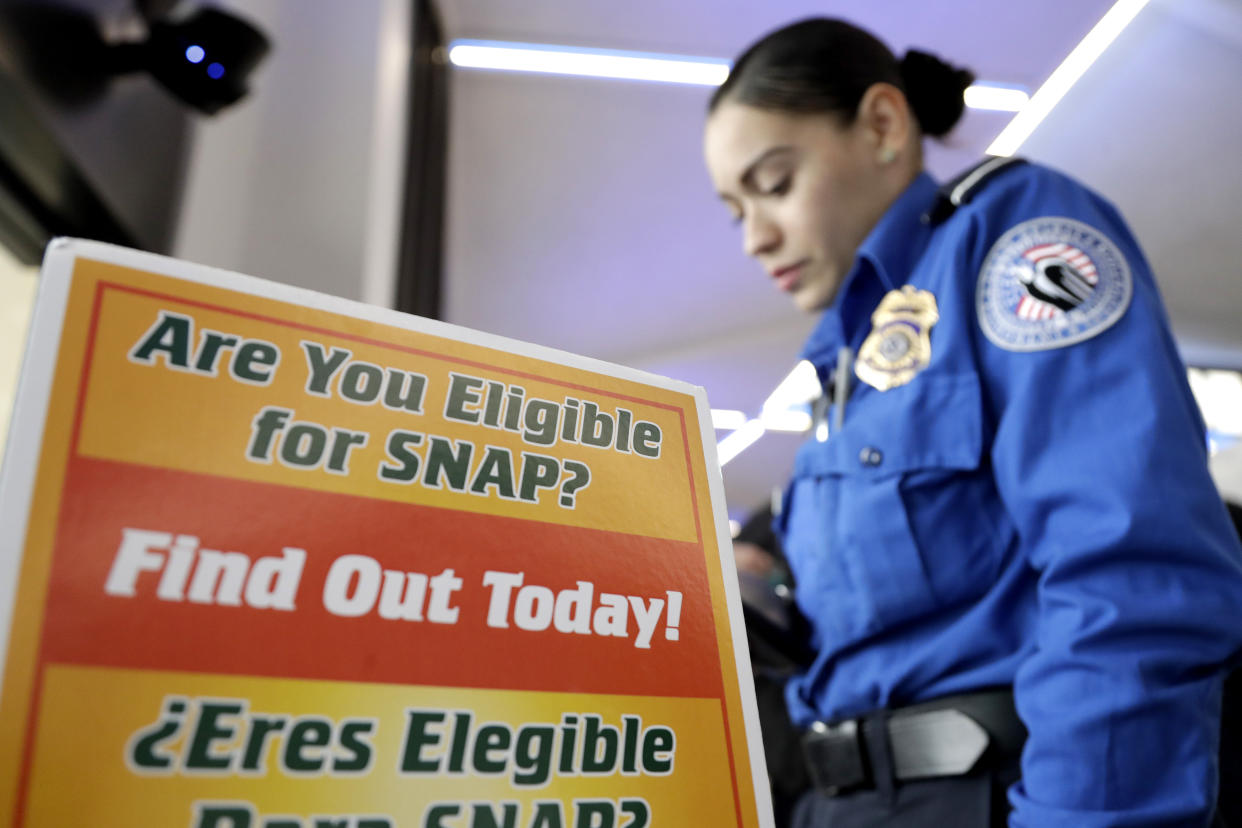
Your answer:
[976,216,1132,352]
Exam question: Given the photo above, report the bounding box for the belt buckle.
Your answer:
[802,718,868,796]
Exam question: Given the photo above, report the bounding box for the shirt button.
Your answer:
[859,447,883,467]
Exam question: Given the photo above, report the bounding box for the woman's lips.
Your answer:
[770,262,806,293]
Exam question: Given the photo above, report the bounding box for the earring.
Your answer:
[880,147,897,164]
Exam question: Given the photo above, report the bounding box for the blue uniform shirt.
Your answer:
[778,161,1242,827]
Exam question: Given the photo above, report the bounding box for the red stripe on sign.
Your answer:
[38,457,725,699]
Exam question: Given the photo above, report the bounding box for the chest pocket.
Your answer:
[783,371,1003,646]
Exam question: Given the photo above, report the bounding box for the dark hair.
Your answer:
[710,18,975,139]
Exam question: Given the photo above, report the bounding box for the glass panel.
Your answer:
[1188,367,1242,455]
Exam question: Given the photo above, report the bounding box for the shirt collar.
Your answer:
[800,172,940,371]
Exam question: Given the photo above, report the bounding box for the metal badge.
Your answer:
[855,286,939,391]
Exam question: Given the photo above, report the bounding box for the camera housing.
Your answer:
[139,7,270,115]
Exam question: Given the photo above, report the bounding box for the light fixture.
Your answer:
[711,409,749,431]
[760,409,813,434]
[448,40,729,86]
[716,360,823,466]
[987,0,1150,156]
[1188,368,1242,448]
[717,420,765,467]
[761,360,822,414]
[964,84,1029,112]
[450,39,1023,105]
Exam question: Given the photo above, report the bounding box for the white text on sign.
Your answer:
[103,529,683,649]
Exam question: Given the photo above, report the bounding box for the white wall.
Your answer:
[0,246,38,472]
[175,0,410,306]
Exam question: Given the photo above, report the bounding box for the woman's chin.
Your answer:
[790,280,839,314]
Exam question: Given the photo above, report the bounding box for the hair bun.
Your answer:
[900,49,975,137]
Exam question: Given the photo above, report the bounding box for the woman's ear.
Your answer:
[857,82,914,165]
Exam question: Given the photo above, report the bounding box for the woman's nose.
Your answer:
[743,212,780,258]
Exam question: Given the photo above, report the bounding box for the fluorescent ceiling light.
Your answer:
[714,361,822,466]
[717,419,765,467]
[451,38,1026,113]
[762,360,822,414]
[448,40,729,86]
[964,84,1029,112]
[760,409,813,433]
[1188,368,1242,436]
[711,409,749,431]
[987,0,1150,156]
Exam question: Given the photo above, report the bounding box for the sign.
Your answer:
[0,240,771,827]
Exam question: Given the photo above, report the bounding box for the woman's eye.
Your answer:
[764,176,791,196]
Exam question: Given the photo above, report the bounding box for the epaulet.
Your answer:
[925,156,1028,224]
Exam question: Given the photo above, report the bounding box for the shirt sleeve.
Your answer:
[966,167,1242,827]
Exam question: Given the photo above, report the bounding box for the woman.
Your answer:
[703,18,1242,828]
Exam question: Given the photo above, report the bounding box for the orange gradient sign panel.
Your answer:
[0,242,770,828]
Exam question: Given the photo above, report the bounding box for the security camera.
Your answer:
[112,6,271,115]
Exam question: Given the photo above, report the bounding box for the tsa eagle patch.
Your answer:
[977,216,1132,352]
[855,286,938,391]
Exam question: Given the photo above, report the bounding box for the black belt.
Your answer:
[801,689,1026,796]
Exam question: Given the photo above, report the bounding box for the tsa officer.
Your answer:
[703,17,1242,827]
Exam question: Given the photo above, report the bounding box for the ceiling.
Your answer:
[436,0,1242,516]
